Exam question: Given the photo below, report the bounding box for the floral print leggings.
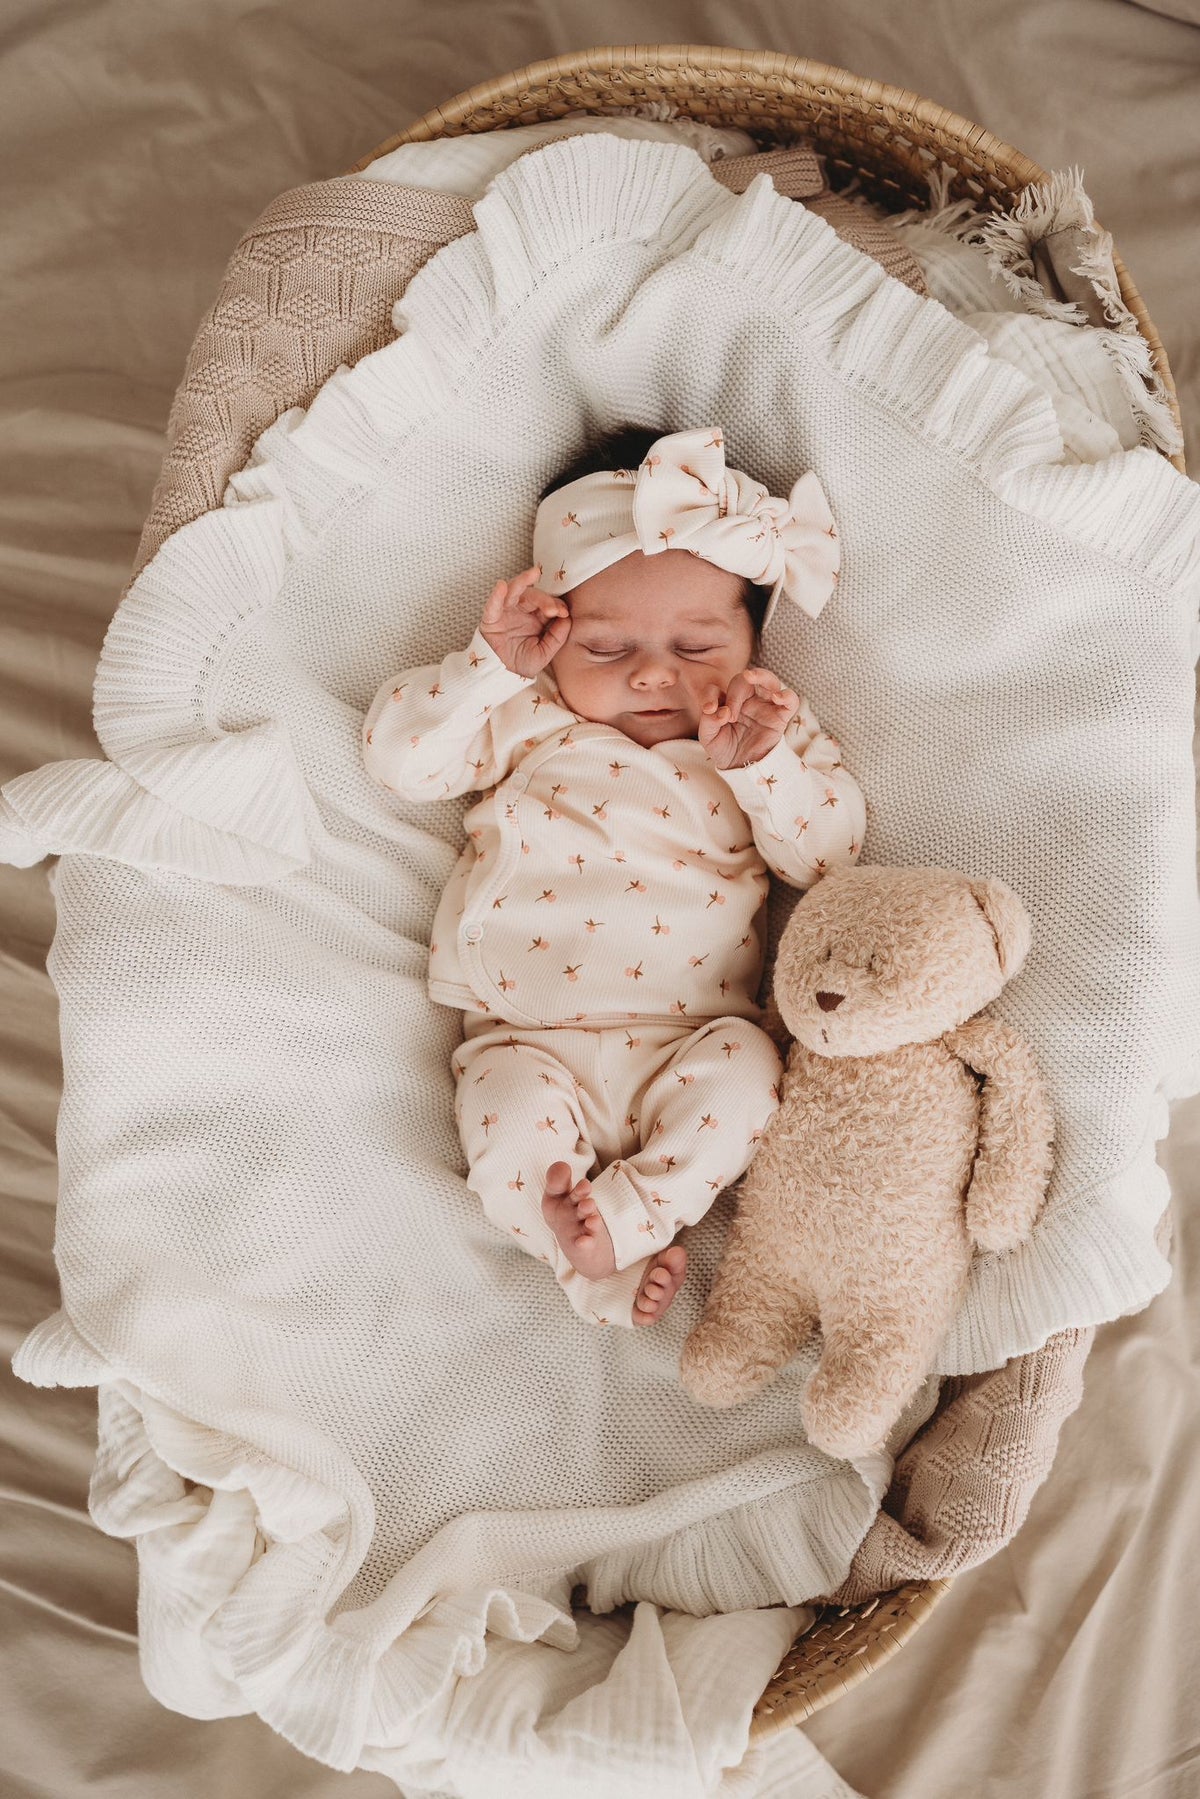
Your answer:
[452,1013,782,1328]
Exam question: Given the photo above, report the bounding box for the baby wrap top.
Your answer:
[363,630,866,1027]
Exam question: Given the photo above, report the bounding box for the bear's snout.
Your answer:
[815,990,845,1012]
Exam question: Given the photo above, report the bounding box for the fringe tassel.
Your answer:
[894,164,1183,457]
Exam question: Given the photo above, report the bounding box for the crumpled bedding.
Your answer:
[3,126,1198,1799]
[72,130,1110,1643]
[4,15,1200,1799]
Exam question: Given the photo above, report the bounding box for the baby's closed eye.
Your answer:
[581,643,720,658]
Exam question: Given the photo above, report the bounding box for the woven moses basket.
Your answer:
[337,44,1185,1740]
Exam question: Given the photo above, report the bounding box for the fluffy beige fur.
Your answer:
[679,865,1054,1459]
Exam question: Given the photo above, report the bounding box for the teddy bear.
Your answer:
[678,864,1054,1460]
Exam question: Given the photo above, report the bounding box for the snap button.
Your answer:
[508,772,529,793]
[463,923,484,944]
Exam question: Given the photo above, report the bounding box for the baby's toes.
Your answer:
[632,1245,687,1326]
[570,1179,597,1217]
[544,1161,575,1202]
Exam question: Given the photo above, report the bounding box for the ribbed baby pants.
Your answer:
[452,1013,783,1328]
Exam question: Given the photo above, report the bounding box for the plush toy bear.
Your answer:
[679,864,1054,1459]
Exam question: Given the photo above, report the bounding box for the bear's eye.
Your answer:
[822,945,834,963]
[868,953,882,974]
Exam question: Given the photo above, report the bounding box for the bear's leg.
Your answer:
[801,1306,937,1461]
[679,1196,818,1408]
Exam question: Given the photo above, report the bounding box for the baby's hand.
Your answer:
[480,566,571,677]
[698,668,801,770]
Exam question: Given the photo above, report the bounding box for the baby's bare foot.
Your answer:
[541,1161,617,1278]
[632,1243,687,1327]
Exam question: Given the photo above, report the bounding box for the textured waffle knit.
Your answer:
[118,143,1115,1618]
[1,136,1197,1794]
[128,145,926,587]
[822,1324,1096,1603]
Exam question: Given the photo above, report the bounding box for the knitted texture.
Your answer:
[128,145,925,588]
[823,1324,1095,1603]
[2,135,1197,1788]
[130,177,475,581]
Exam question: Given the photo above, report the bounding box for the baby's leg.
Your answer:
[584,1017,784,1277]
[453,1025,687,1330]
[452,1028,593,1276]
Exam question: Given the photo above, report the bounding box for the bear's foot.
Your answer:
[679,1323,780,1408]
[801,1331,926,1460]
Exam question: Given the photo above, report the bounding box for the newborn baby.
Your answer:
[362,425,866,1329]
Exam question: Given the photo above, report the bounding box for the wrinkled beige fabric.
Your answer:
[4,8,1198,1797]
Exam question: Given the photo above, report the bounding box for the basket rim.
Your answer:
[348,41,1184,474]
[349,42,1049,180]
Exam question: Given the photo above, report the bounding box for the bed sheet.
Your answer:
[2,3,1197,1796]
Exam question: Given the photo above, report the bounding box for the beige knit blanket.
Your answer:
[129,143,1099,1606]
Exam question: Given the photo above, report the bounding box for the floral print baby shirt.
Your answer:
[363,629,866,1027]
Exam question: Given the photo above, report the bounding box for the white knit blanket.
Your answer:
[3,135,1199,1796]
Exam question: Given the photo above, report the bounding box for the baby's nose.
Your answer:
[815,990,845,1012]
[631,656,676,686]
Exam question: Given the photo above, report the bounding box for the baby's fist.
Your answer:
[699,668,800,769]
[480,567,571,678]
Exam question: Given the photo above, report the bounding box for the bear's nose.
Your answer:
[815,990,845,1012]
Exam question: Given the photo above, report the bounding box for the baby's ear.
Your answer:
[969,877,1031,977]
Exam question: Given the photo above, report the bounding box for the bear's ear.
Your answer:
[969,877,1031,977]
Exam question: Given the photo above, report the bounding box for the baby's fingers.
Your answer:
[728,668,795,718]
[517,585,570,623]
[481,578,510,624]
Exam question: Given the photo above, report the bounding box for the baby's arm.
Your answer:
[718,698,867,888]
[362,630,536,801]
[363,567,569,801]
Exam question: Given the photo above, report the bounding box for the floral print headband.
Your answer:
[532,426,840,628]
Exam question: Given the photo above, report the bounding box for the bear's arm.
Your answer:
[942,1013,1055,1253]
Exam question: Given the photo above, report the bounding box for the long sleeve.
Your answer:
[362,628,546,801]
[718,698,866,889]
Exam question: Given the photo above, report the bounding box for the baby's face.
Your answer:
[548,550,755,750]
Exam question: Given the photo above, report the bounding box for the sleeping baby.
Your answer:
[362,425,866,1329]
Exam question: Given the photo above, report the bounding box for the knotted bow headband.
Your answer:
[531,426,840,628]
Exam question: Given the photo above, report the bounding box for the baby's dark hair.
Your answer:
[538,425,773,637]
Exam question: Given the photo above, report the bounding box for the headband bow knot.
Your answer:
[532,427,839,626]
